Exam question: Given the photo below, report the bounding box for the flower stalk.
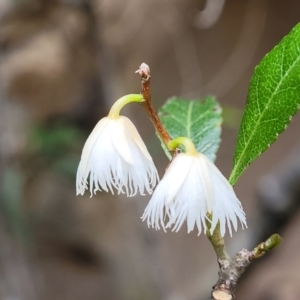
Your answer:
[168,137,198,156]
[108,94,144,118]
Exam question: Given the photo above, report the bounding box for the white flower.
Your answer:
[142,152,247,237]
[76,116,159,197]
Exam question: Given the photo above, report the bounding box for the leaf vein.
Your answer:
[231,48,300,181]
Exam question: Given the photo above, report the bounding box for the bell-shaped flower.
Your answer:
[142,137,247,237]
[76,94,159,197]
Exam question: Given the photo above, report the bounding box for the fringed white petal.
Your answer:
[142,154,193,231]
[169,159,210,235]
[76,116,159,197]
[203,154,247,236]
[142,153,247,237]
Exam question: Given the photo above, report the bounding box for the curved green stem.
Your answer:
[108,94,144,118]
[206,215,230,261]
[168,137,198,155]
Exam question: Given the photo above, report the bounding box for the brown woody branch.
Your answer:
[211,234,282,300]
[135,63,172,148]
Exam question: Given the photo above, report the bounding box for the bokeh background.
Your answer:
[1,0,300,299]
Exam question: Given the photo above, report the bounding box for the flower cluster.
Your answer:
[76,94,247,237]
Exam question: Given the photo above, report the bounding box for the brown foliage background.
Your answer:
[0,1,300,299]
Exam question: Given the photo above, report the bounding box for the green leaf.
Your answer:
[230,23,300,185]
[158,96,222,161]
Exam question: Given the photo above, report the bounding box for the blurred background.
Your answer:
[0,0,300,299]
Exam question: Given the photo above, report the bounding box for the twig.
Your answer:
[135,63,282,299]
[211,233,282,300]
[206,223,230,261]
[135,63,172,148]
